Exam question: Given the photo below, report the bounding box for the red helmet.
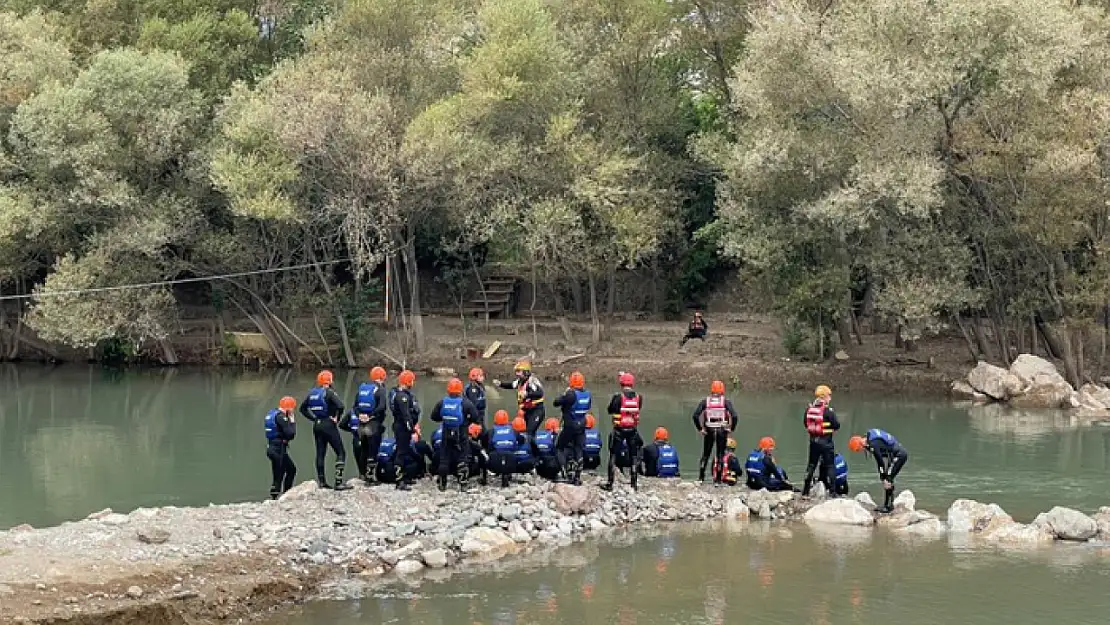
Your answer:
[317,370,334,386]
[619,372,635,387]
[468,423,482,438]
[544,418,560,432]
[512,417,527,432]
[398,370,416,387]
[447,377,464,395]
[494,410,510,426]
[710,380,725,395]
[569,371,586,390]
[585,414,596,429]
[369,366,387,382]
[849,435,867,453]
[279,396,296,411]
[468,367,484,381]
[654,427,669,441]
[758,436,776,451]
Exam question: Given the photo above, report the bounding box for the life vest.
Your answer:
[465,382,486,416]
[704,395,728,428]
[534,430,555,456]
[517,377,544,410]
[805,401,832,437]
[432,427,443,451]
[346,411,360,432]
[713,452,739,484]
[656,444,679,477]
[614,393,641,428]
[514,434,533,462]
[867,428,898,447]
[490,424,517,453]
[304,387,329,420]
[744,449,764,477]
[439,396,465,427]
[833,453,848,483]
[355,382,379,416]
[570,389,591,423]
[376,438,397,463]
[264,409,281,441]
[584,428,602,456]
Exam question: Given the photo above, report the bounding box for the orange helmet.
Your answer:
[317,370,334,386]
[849,435,867,453]
[654,427,669,441]
[447,377,464,395]
[544,418,560,432]
[569,371,586,389]
[468,423,482,438]
[512,416,527,432]
[398,370,416,387]
[369,366,387,382]
[710,380,725,395]
[585,414,596,429]
[758,436,775,451]
[468,367,484,381]
[279,396,296,411]
[494,410,510,426]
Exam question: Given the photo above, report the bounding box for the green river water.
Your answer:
[2,365,1109,623]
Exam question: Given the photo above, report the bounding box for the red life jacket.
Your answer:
[714,452,738,484]
[805,401,830,437]
[704,395,728,428]
[616,393,641,428]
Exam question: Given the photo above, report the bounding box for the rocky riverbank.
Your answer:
[953,353,1110,418]
[2,477,1108,625]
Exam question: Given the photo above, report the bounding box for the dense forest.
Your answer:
[1,0,1110,383]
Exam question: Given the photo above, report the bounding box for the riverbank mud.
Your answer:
[3,477,1106,624]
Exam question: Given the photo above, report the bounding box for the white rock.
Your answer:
[726,497,750,519]
[834,350,849,361]
[967,362,1024,401]
[125,586,143,599]
[459,527,517,558]
[86,508,113,521]
[950,380,979,399]
[893,490,916,512]
[946,499,1012,533]
[897,517,946,538]
[100,514,130,526]
[803,499,875,526]
[854,493,876,507]
[497,504,522,522]
[1079,383,1110,408]
[507,521,532,543]
[985,522,1055,547]
[394,559,425,575]
[420,549,448,569]
[1034,506,1098,541]
[279,481,318,502]
[589,518,608,532]
[1009,354,1064,386]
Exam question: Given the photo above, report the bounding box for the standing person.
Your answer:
[603,372,644,491]
[494,360,545,434]
[691,380,738,482]
[849,430,908,513]
[465,368,488,428]
[430,377,480,492]
[640,427,680,478]
[802,385,840,497]
[553,372,591,485]
[390,370,420,491]
[300,370,350,491]
[351,366,388,484]
[680,311,708,347]
[264,396,298,499]
[745,437,793,492]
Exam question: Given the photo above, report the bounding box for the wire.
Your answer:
[0,258,353,302]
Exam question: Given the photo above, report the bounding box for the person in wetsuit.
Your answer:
[487,410,523,487]
[465,368,488,429]
[691,380,738,482]
[430,377,481,491]
[802,385,841,497]
[301,370,350,490]
[640,427,680,478]
[534,418,562,481]
[583,414,603,471]
[390,370,420,491]
[264,396,298,499]
[512,416,535,475]
[849,429,908,513]
[680,311,708,347]
[350,366,388,484]
[466,423,489,485]
[494,360,545,434]
[553,371,591,485]
[745,437,793,491]
[603,372,643,491]
[833,453,849,496]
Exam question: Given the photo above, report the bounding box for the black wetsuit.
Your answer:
[267,412,297,499]
[465,381,487,429]
[868,430,909,510]
[691,395,738,482]
[802,401,841,496]
[605,391,644,489]
[747,453,792,492]
[499,375,545,434]
[552,387,587,485]
[351,383,388,481]
[430,395,481,489]
[390,387,419,490]
[300,387,347,488]
[680,316,708,346]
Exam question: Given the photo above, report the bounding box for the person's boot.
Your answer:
[457,464,470,492]
[501,473,510,488]
[334,463,352,491]
[630,471,638,491]
[317,476,333,490]
[698,462,707,482]
[879,488,894,513]
[479,471,488,486]
[437,474,448,492]
[363,463,377,485]
[269,486,281,500]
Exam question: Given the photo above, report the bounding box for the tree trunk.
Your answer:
[604,265,616,342]
[894,325,904,349]
[850,309,864,345]
[401,235,426,352]
[990,312,1011,365]
[972,316,994,361]
[1014,319,1026,355]
[836,301,853,347]
[312,311,334,364]
[310,253,356,367]
[1051,323,1080,388]
[1030,315,1038,356]
[7,311,21,360]
[587,273,601,345]
[157,337,178,365]
[570,279,584,316]
[953,315,981,362]
[1034,314,1065,360]
[1073,325,1086,385]
[1099,305,1110,381]
[552,288,573,343]
[650,259,660,317]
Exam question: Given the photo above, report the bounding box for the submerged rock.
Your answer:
[1032,507,1098,542]
[985,523,1055,547]
[804,499,874,526]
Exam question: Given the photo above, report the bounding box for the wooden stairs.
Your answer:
[463,274,518,318]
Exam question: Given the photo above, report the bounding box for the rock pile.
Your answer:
[953,354,1110,417]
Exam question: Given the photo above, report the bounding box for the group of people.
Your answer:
[263,362,909,513]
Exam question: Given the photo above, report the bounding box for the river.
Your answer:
[2,365,1109,623]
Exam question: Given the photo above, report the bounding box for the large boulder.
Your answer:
[984,522,1055,547]
[951,380,989,403]
[967,362,1024,401]
[893,490,916,512]
[548,484,598,515]
[1080,384,1110,408]
[946,499,1013,534]
[1073,387,1110,418]
[1032,507,1098,541]
[459,527,517,559]
[804,498,875,526]
[1009,354,1064,386]
[279,480,318,502]
[1092,507,1110,539]
[1007,354,1074,408]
